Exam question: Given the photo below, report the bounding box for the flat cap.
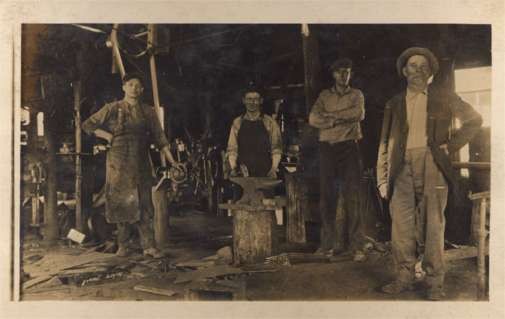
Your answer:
[242,81,264,97]
[122,73,145,86]
[396,47,439,77]
[329,58,353,71]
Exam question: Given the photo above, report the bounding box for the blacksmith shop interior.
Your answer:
[19,24,491,301]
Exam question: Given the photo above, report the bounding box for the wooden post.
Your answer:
[301,24,321,115]
[29,164,42,228]
[470,198,479,245]
[73,81,84,233]
[110,24,126,78]
[147,24,169,248]
[205,158,215,215]
[285,173,306,244]
[147,24,164,133]
[437,25,461,163]
[233,210,273,265]
[152,187,169,248]
[31,195,40,226]
[477,197,487,300]
[43,127,59,244]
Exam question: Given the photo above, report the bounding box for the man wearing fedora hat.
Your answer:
[377,47,482,299]
[309,58,366,261]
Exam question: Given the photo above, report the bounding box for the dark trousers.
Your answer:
[319,140,362,251]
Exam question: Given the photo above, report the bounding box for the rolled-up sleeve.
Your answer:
[376,103,392,187]
[265,116,282,156]
[309,93,334,129]
[147,107,170,149]
[226,118,241,159]
[82,103,113,135]
[336,90,365,122]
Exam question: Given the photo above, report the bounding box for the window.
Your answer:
[455,66,491,127]
[454,66,491,176]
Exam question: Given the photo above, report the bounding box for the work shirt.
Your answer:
[405,88,428,150]
[309,86,365,144]
[226,113,282,160]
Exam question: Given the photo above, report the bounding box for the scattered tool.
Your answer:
[133,285,176,297]
[265,252,332,266]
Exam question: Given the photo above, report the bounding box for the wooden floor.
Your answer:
[20,209,487,301]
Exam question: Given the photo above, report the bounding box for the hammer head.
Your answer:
[230,177,282,205]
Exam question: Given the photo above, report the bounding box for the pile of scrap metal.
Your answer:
[22,251,161,293]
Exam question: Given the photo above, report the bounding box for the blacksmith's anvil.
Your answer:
[230,177,282,207]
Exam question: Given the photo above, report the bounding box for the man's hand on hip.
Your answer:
[439,143,449,156]
[229,167,239,177]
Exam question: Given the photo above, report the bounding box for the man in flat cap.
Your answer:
[309,58,366,261]
[377,47,482,299]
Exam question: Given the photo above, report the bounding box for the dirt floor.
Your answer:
[20,209,485,301]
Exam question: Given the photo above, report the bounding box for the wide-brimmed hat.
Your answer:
[396,47,439,77]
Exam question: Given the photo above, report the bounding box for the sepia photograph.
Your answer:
[1,1,504,318]
[17,23,491,301]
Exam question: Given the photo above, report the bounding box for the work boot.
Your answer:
[116,246,131,257]
[315,247,345,257]
[315,248,334,257]
[353,249,367,262]
[426,288,446,301]
[381,280,414,294]
[314,247,329,255]
[143,247,164,258]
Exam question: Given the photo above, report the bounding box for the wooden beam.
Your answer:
[73,81,84,233]
[285,173,306,244]
[444,246,478,261]
[110,24,125,78]
[147,24,163,128]
[477,197,488,300]
[43,126,59,244]
[469,191,491,201]
[452,162,491,170]
[301,24,321,115]
[152,187,169,248]
[147,24,169,249]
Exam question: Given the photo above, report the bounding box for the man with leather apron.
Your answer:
[83,73,179,258]
[226,85,282,178]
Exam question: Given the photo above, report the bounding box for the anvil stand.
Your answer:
[219,177,285,265]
